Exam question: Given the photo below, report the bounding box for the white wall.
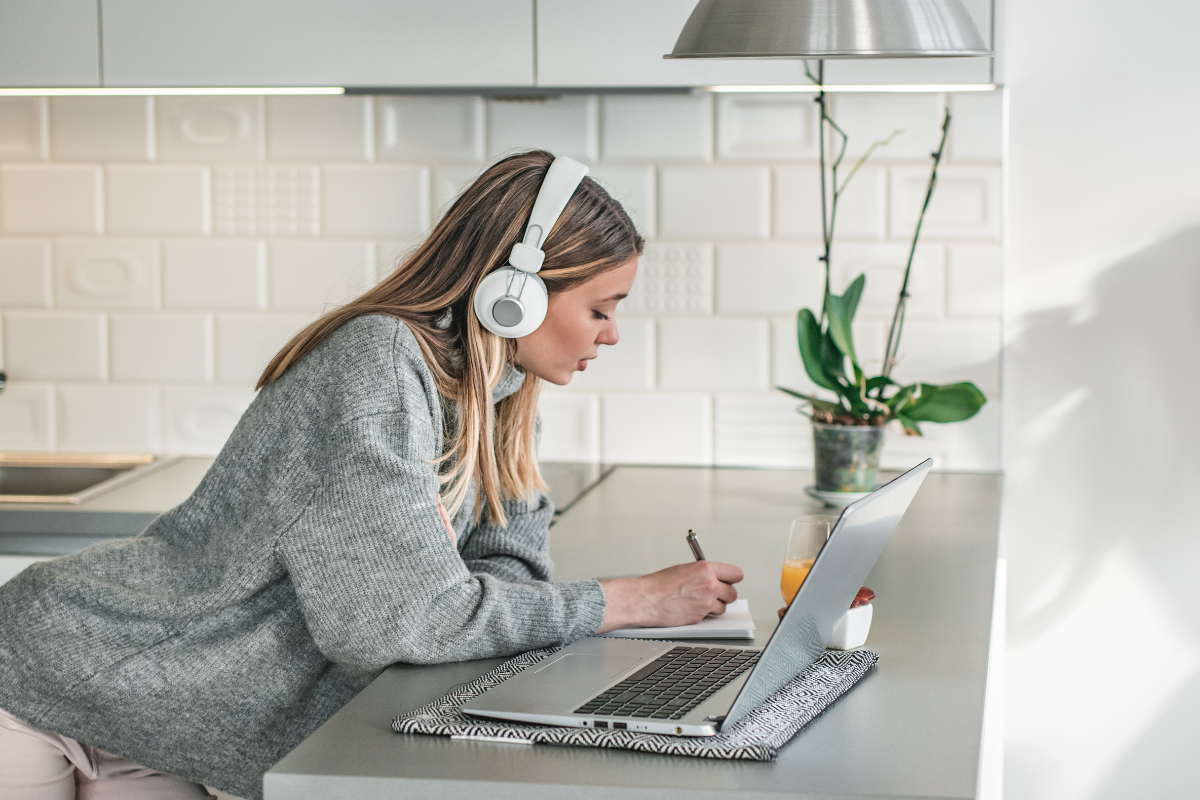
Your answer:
[0,91,1002,470]
[1003,0,1200,797]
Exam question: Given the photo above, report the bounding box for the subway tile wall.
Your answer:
[0,92,1003,469]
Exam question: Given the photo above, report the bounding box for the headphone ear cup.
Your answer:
[472,268,549,339]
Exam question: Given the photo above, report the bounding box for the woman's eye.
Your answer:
[593,310,610,321]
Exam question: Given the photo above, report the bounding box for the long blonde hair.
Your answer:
[258,151,644,525]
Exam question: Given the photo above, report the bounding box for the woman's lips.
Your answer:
[576,359,588,371]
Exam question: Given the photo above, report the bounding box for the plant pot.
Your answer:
[812,422,886,493]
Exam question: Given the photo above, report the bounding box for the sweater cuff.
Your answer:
[559,579,607,641]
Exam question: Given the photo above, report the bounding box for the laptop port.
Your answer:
[612,722,627,730]
[593,720,607,729]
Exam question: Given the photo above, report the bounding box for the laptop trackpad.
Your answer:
[530,654,640,683]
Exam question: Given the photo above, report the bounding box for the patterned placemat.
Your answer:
[393,646,878,760]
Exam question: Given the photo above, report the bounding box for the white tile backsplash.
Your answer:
[947,243,1003,316]
[888,319,1002,396]
[600,94,712,162]
[432,165,485,216]
[658,318,769,391]
[212,165,319,237]
[715,393,811,467]
[601,393,712,465]
[831,243,946,319]
[487,96,599,162]
[214,313,313,385]
[890,165,1001,240]
[947,91,1004,162]
[0,98,48,161]
[715,242,825,315]
[375,96,484,162]
[0,382,54,450]
[265,96,368,161]
[588,165,656,239]
[57,384,161,453]
[829,93,945,161]
[109,313,212,383]
[49,97,151,162]
[624,243,712,315]
[162,240,265,310]
[717,94,818,161]
[53,238,158,309]
[658,167,770,239]
[0,165,102,234]
[320,166,430,237]
[267,240,373,312]
[4,312,105,381]
[537,391,600,462]
[0,92,1002,466]
[105,166,211,236]
[162,385,256,455]
[774,164,887,240]
[156,96,263,162]
[568,317,654,391]
[0,239,52,307]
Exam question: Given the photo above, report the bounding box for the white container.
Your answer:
[827,603,873,650]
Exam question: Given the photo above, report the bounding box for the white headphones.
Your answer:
[472,156,590,338]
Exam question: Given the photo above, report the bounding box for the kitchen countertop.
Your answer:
[0,460,612,556]
[265,466,1002,800]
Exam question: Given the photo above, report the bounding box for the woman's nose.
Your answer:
[597,321,619,346]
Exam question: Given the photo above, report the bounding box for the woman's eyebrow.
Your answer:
[602,292,628,302]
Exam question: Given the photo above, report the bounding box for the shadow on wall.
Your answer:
[1005,225,1200,798]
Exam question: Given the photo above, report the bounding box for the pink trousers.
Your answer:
[0,707,214,800]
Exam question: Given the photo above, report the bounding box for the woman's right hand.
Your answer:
[597,561,744,633]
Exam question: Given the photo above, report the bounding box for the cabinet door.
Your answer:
[0,0,100,87]
[100,0,534,88]
[0,555,50,586]
[537,0,992,87]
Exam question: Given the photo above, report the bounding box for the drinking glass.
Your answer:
[781,515,837,605]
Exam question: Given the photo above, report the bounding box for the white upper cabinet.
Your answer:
[99,0,535,87]
[0,0,100,87]
[537,0,993,87]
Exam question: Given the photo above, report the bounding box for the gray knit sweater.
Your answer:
[0,315,607,799]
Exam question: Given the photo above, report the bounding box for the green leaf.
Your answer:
[774,386,843,415]
[895,414,923,436]
[842,273,866,321]
[796,309,840,392]
[903,382,987,423]
[825,275,865,369]
[819,329,846,382]
[866,375,897,393]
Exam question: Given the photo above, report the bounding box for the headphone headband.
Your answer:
[508,156,590,273]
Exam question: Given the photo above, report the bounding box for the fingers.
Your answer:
[708,561,745,585]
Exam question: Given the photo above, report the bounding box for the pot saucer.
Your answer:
[804,485,875,508]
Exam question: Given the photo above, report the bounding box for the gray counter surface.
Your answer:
[266,466,1002,800]
[0,460,608,556]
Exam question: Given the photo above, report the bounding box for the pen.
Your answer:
[686,529,707,561]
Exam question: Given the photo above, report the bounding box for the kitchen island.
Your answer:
[265,466,1002,800]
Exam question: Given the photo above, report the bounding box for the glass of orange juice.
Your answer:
[781,515,837,605]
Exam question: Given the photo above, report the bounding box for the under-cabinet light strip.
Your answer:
[699,83,997,93]
[0,86,345,96]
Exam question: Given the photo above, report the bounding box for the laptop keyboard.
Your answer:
[574,646,760,721]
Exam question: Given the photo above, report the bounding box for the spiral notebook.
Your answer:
[601,599,756,639]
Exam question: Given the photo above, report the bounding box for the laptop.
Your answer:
[462,458,932,736]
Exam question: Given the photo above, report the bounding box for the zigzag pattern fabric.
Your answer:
[393,646,879,759]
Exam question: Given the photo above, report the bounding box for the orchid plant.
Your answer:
[777,64,986,435]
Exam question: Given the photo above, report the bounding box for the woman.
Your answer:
[0,151,742,800]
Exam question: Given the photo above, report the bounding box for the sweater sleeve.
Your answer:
[459,492,557,583]
[273,408,606,679]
